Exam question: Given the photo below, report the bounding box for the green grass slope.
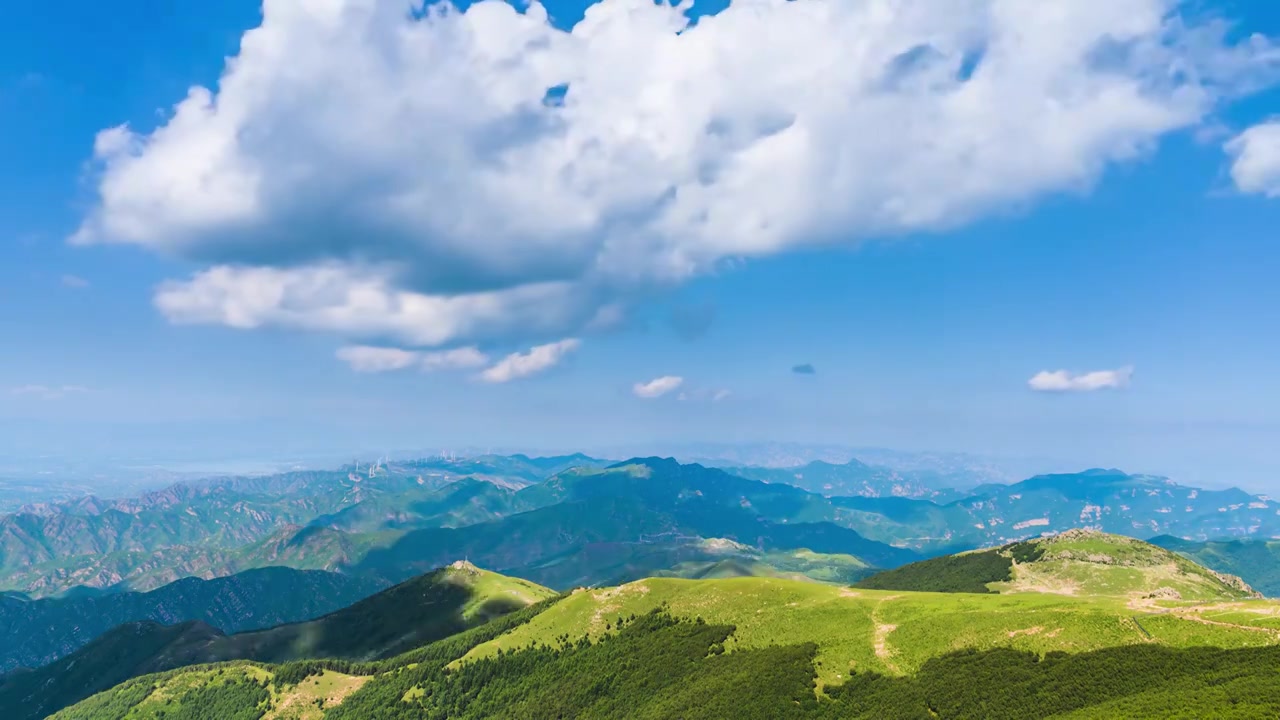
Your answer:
[856,529,1258,601]
[0,563,552,720]
[635,540,875,585]
[53,595,563,720]
[462,574,1280,684]
[55,582,1280,720]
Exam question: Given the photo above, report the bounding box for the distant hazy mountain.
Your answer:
[0,567,387,673]
[0,456,925,602]
[351,459,921,588]
[5,454,1278,605]
[952,469,1280,542]
[0,455,602,597]
[724,458,970,501]
[653,441,1066,484]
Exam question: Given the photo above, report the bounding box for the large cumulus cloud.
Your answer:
[75,0,1276,349]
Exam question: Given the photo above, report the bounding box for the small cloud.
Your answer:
[1028,366,1133,393]
[712,389,732,402]
[1225,120,1280,198]
[338,345,489,373]
[10,384,89,400]
[792,363,817,375]
[634,375,684,398]
[480,338,580,383]
[61,274,90,289]
[421,346,489,371]
[336,346,420,373]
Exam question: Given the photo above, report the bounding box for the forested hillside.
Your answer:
[0,567,386,673]
[0,563,551,720]
[55,602,1280,719]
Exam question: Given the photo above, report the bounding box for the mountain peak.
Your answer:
[858,531,1257,600]
[612,456,685,471]
[447,559,481,574]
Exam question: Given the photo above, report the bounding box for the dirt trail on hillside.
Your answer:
[1171,611,1280,636]
[871,595,902,674]
[1125,598,1280,638]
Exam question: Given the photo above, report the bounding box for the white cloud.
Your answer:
[421,346,490,371]
[480,338,580,383]
[336,345,421,373]
[73,0,1278,347]
[633,375,684,398]
[1225,120,1280,197]
[60,274,90,289]
[337,344,489,373]
[712,389,732,402]
[9,384,89,399]
[1028,366,1134,393]
[155,265,589,347]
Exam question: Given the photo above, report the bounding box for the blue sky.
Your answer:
[2,0,1280,489]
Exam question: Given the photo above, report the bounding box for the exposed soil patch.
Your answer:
[870,595,902,674]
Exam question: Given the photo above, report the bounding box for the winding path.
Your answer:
[871,594,902,674]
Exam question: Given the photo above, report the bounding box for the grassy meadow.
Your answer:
[460,576,1280,684]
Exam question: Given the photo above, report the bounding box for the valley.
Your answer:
[6,454,1280,718]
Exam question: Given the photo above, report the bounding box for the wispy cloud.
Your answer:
[10,384,90,400]
[336,346,420,373]
[792,363,816,375]
[480,339,580,384]
[1028,366,1134,393]
[633,376,684,399]
[421,347,489,371]
[60,274,90,289]
[337,345,490,373]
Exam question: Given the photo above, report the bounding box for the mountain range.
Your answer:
[4,455,1280,603]
[34,532,1280,719]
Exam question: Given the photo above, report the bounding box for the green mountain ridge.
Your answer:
[0,566,388,674]
[855,529,1259,601]
[51,538,1280,719]
[0,562,552,720]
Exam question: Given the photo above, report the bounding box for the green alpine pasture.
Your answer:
[43,533,1280,719]
[460,575,1280,685]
